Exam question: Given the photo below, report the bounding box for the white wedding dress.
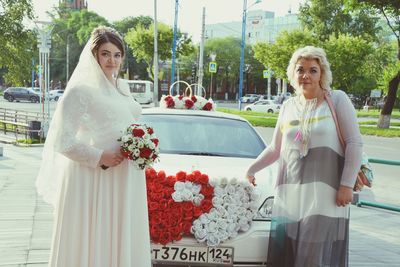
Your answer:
[36,38,151,267]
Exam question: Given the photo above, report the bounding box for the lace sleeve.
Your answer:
[54,88,103,168]
[246,103,285,176]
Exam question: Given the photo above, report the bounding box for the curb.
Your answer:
[0,138,44,147]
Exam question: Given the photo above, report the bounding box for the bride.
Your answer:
[36,26,151,267]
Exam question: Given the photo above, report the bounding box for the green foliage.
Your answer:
[113,16,153,80]
[377,55,400,97]
[113,16,153,33]
[253,29,318,79]
[69,11,110,45]
[0,0,36,85]
[323,34,374,94]
[49,9,109,84]
[203,37,242,86]
[125,22,194,80]
[299,0,379,42]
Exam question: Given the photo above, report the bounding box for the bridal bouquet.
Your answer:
[118,124,160,170]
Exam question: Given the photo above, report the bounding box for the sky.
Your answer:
[32,0,304,42]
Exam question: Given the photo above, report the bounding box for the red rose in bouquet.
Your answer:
[118,124,160,170]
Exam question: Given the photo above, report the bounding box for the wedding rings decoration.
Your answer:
[161,80,216,111]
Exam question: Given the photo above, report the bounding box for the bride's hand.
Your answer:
[100,150,124,168]
[247,175,256,186]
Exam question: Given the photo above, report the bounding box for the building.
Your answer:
[205,10,302,44]
[59,0,87,10]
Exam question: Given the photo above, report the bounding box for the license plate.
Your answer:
[151,244,234,265]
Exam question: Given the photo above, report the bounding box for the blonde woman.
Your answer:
[247,46,362,267]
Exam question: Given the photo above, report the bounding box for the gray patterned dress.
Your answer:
[247,90,362,267]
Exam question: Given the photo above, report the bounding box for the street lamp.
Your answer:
[238,0,262,110]
[171,0,179,84]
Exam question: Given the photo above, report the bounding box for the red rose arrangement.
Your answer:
[118,124,159,170]
[160,94,215,111]
[145,169,261,246]
[146,168,214,245]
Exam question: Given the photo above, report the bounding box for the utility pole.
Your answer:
[170,0,179,89]
[153,0,159,106]
[66,35,70,84]
[197,7,206,96]
[35,21,52,137]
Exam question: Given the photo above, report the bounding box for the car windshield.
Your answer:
[139,114,266,158]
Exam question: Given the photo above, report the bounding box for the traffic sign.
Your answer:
[370,89,381,98]
[209,62,217,73]
[263,69,273,79]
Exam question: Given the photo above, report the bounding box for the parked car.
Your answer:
[31,87,41,94]
[240,94,259,103]
[3,87,41,103]
[139,108,276,266]
[244,100,281,113]
[49,89,64,101]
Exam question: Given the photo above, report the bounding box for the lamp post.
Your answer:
[170,0,179,85]
[35,21,53,137]
[238,0,262,110]
[153,0,159,106]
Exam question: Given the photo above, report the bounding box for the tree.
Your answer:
[204,37,242,96]
[253,29,318,79]
[299,0,379,42]
[350,0,400,128]
[0,0,36,85]
[323,34,374,94]
[49,9,109,85]
[125,22,194,81]
[113,16,153,80]
[253,29,390,99]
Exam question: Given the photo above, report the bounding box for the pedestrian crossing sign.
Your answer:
[209,62,217,73]
[263,69,271,79]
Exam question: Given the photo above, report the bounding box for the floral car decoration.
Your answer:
[118,124,160,170]
[160,94,216,111]
[160,80,216,111]
[146,168,260,246]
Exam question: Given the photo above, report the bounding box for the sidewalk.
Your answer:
[0,143,399,266]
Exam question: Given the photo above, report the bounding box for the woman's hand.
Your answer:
[247,175,256,186]
[99,149,124,168]
[336,185,353,207]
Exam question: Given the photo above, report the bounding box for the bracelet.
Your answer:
[101,164,109,170]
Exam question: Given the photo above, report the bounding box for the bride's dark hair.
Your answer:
[90,26,125,57]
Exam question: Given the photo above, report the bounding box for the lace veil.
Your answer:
[36,36,121,207]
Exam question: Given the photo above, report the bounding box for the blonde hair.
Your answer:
[286,46,332,94]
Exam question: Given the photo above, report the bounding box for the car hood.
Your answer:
[152,153,277,205]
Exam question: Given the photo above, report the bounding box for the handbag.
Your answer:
[324,92,373,192]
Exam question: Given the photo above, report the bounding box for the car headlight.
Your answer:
[253,196,274,221]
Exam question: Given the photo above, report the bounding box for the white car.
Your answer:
[49,89,64,101]
[240,94,259,103]
[139,108,277,266]
[244,100,281,113]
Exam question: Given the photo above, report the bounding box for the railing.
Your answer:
[0,108,49,140]
[356,157,400,212]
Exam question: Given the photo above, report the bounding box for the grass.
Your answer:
[359,127,400,137]
[16,138,44,144]
[359,121,400,127]
[356,109,400,119]
[217,108,400,138]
